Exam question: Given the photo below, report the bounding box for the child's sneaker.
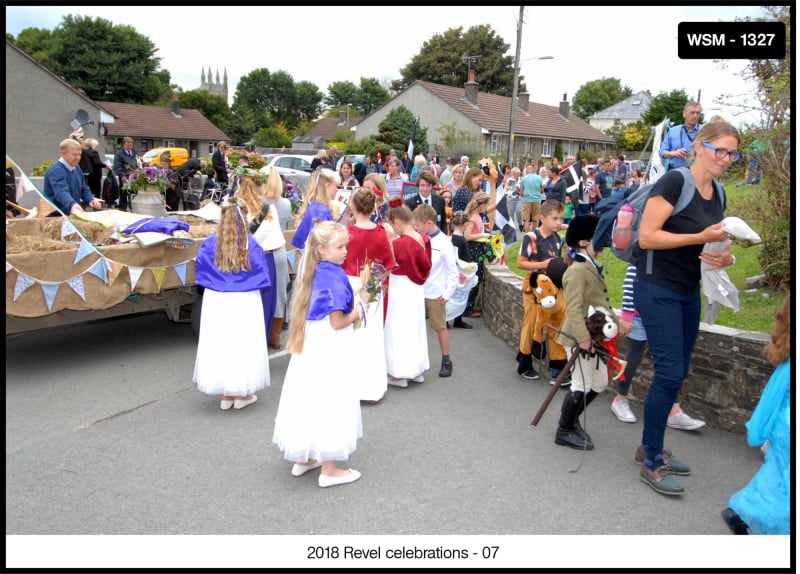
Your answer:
[611,397,637,423]
[667,407,706,431]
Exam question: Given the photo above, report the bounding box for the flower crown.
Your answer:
[234,166,268,184]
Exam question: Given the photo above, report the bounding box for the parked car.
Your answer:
[335,154,366,172]
[140,147,189,168]
[261,154,314,190]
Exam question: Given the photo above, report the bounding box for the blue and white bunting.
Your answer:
[14,273,36,301]
[41,282,60,311]
[73,238,96,265]
[66,275,86,301]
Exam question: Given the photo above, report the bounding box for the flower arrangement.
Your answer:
[282,178,303,214]
[358,260,392,304]
[123,166,171,194]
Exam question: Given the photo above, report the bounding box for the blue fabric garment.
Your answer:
[43,160,95,213]
[660,123,702,170]
[291,201,333,250]
[728,360,791,534]
[307,261,354,320]
[195,234,271,292]
[122,217,190,235]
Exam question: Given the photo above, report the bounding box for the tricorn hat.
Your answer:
[565,214,599,247]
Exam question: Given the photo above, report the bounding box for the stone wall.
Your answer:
[482,263,772,433]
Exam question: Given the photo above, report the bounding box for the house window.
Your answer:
[614,119,621,126]
[208,142,215,155]
[542,138,552,157]
[164,140,176,148]
[140,139,153,152]
[523,137,531,156]
[490,133,499,155]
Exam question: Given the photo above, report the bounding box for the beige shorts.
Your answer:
[425,297,447,330]
[521,201,541,224]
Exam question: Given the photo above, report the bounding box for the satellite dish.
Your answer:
[75,109,92,126]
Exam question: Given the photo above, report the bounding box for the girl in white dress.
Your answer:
[193,201,271,410]
[272,221,365,488]
[383,200,432,386]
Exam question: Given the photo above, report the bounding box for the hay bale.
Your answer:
[6,232,79,254]
[41,216,115,245]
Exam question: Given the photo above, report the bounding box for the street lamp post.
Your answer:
[507,50,554,167]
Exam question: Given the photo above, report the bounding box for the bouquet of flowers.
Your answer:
[358,260,391,305]
[282,178,303,214]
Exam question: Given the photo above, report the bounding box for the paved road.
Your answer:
[5,311,790,569]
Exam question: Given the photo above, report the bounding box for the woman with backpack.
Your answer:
[633,116,739,497]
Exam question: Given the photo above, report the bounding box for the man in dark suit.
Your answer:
[212,141,229,187]
[404,170,446,234]
[113,136,139,211]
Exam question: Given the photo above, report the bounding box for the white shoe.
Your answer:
[388,376,408,388]
[611,398,637,423]
[667,408,706,431]
[220,399,234,410]
[407,375,424,384]
[318,469,361,488]
[233,395,258,409]
[291,461,322,477]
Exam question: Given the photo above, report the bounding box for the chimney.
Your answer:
[558,93,569,118]
[171,92,181,117]
[517,88,529,112]
[464,69,479,105]
[338,110,347,124]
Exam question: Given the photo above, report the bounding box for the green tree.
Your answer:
[326,81,359,109]
[295,81,324,124]
[605,120,649,151]
[12,27,57,70]
[178,90,232,134]
[252,127,292,148]
[45,15,167,103]
[233,68,275,132]
[571,78,633,120]
[392,25,516,96]
[641,89,693,126]
[375,106,428,155]
[355,77,390,115]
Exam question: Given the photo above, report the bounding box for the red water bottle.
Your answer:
[612,203,633,250]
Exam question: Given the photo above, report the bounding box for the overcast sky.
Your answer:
[6,4,769,127]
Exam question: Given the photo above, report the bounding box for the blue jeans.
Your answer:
[634,278,701,461]
[575,203,591,216]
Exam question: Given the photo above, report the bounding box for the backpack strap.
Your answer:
[249,200,270,235]
[643,168,725,274]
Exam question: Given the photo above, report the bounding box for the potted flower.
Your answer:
[124,166,171,216]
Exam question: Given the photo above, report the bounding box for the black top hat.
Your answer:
[565,214,599,247]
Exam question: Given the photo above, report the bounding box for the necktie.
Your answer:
[423,198,429,205]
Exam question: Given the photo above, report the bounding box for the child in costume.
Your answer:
[722,290,790,534]
[272,221,365,488]
[553,214,618,450]
[193,200,272,410]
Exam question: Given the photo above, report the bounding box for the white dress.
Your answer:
[347,275,388,401]
[384,273,429,379]
[193,289,270,396]
[272,318,363,462]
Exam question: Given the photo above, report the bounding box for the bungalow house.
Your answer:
[5,39,111,174]
[353,71,614,165]
[97,98,229,161]
[588,90,653,132]
[5,39,229,174]
[293,110,362,151]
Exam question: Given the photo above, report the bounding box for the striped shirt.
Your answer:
[620,263,638,321]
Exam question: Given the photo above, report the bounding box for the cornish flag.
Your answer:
[560,159,583,200]
[492,194,517,245]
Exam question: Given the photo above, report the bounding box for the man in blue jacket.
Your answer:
[659,102,702,171]
[43,138,102,215]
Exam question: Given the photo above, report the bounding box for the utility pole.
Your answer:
[506,6,524,167]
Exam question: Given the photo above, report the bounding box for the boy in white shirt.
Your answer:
[412,204,459,377]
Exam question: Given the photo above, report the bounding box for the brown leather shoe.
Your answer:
[468,311,482,318]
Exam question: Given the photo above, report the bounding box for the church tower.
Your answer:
[199,67,228,102]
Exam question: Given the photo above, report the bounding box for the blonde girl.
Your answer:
[462,192,494,318]
[273,221,364,488]
[193,201,271,410]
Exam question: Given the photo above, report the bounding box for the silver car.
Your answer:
[262,154,314,190]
